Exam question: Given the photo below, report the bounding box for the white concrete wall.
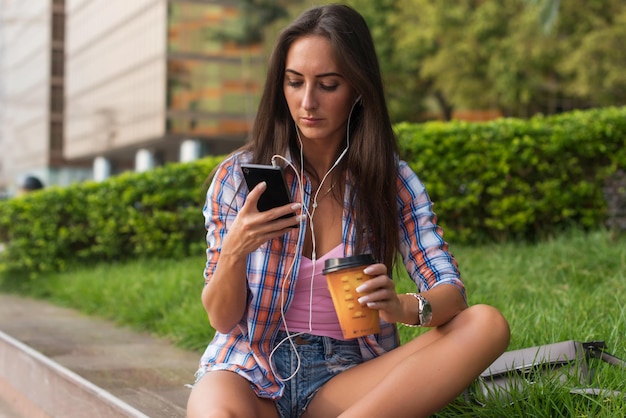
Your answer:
[64,0,168,159]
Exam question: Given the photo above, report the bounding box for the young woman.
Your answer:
[187,4,510,418]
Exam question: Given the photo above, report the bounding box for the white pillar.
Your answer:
[135,149,155,173]
[180,139,201,162]
[93,157,111,182]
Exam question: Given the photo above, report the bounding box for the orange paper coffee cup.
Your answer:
[323,254,380,339]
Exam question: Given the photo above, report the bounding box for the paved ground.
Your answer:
[0,397,20,418]
[0,294,204,417]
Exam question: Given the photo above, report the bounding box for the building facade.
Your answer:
[0,0,267,196]
[0,0,86,196]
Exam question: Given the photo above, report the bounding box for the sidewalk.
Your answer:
[0,294,202,418]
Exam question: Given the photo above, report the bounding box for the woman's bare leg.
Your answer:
[304,304,510,418]
[187,370,279,418]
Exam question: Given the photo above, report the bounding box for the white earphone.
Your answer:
[267,90,362,382]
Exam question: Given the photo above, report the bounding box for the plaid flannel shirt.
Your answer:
[198,151,464,399]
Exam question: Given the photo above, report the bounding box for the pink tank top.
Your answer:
[280,244,346,340]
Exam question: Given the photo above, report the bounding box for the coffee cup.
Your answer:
[323,254,380,339]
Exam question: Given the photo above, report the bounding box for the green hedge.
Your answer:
[395,106,626,243]
[0,156,223,277]
[1,107,624,277]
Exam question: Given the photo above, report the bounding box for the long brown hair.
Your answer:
[244,4,399,271]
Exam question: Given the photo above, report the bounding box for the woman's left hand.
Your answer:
[356,263,404,324]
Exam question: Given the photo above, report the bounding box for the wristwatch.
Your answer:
[404,293,433,327]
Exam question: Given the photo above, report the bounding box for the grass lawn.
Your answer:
[2,228,625,416]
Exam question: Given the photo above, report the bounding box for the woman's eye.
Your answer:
[286,80,303,88]
[285,79,338,91]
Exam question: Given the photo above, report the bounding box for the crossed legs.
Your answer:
[304,304,510,418]
[186,304,510,418]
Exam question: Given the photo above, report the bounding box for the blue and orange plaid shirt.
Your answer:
[199,151,464,399]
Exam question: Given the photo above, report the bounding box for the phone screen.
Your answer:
[241,164,295,221]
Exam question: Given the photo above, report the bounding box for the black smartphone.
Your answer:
[241,163,296,223]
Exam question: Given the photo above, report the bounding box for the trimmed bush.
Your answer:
[395,106,626,243]
[0,157,222,277]
[1,107,625,277]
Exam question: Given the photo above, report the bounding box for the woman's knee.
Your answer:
[464,304,511,349]
[187,371,270,418]
[188,387,249,418]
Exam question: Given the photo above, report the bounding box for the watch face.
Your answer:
[420,296,433,327]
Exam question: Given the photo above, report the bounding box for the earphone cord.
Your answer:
[268,96,359,382]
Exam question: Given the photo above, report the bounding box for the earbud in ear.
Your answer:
[355,95,362,104]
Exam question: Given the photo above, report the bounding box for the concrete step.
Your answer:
[0,294,203,418]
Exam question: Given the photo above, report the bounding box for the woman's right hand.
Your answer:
[221,181,302,257]
[203,181,302,333]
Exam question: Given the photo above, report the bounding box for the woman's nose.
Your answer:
[301,87,317,110]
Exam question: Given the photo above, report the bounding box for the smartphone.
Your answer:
[241,163,296,223]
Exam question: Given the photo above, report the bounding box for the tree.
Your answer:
[346,0,431,121]
[209,1,289,45]
[526,0,560,34]
[347,0,626,121]
[557,1,626,108]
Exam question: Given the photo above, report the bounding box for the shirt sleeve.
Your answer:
[396,160,465,299]
[202,155,245,284]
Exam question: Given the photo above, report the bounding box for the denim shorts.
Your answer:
[272,331,363,418]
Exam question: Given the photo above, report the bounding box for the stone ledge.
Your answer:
[0,330,148,417]
[0,294,200,418]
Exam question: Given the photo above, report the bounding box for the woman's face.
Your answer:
[283,35,357,146]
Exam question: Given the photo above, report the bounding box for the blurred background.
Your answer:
[1,0,624,198]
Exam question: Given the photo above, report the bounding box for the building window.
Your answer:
[52,12,65,43]
[50,121,63,152]
[51,49,64,78]
[50,85,63,116]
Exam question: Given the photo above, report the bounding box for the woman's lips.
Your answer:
[300,117,322,126]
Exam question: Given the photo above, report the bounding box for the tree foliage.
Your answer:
[345,0,626,121]
[209,1,292,45]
